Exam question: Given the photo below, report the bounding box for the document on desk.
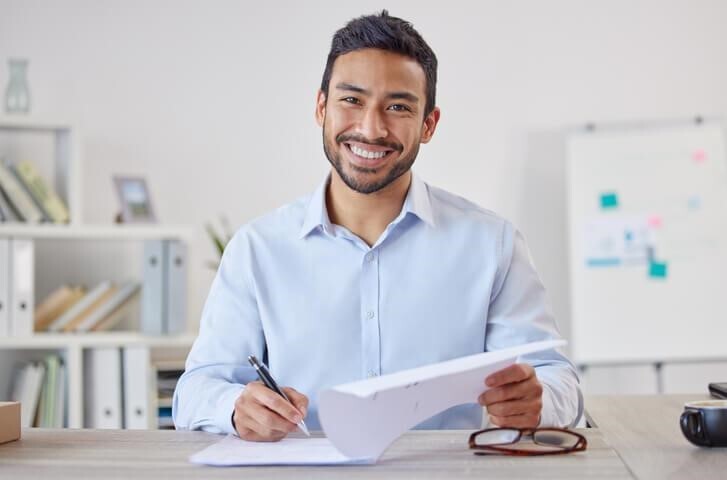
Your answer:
[189,339,564,466]
[189,435,375,466]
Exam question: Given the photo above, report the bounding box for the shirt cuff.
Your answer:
[216,384,245,435]
[538,381,560,428]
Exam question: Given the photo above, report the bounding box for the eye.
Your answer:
[341,96,360,105]
[388,104,412,112]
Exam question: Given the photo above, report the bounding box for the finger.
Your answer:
[282,387,309,417]
[489,413,540,429]
[250,386,304,425]
[485,397,542,417]
[480,378,542,406]
[244,402,298,436]
[485,364,534,388]
[236,425,286,443]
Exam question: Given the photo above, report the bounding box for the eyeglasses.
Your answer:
[469,427,587,456]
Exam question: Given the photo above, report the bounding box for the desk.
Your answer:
[586,395,725,480]
[0,428,628,479]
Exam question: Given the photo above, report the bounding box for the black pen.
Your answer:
[247,355,310,436]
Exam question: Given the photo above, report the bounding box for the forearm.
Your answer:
[172,364,248,434]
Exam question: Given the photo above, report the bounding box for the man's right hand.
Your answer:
[232,381,309,442]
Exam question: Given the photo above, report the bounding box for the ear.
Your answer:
[419,107,441,144]
[315,90,327,127]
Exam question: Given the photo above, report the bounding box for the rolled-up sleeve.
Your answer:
[172,228,264,434]
[485,222,583,428]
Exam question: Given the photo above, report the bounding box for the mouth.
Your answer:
[342,141,397,169]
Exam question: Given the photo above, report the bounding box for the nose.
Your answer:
[357,107,388,141]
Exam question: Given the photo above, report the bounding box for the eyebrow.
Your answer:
[335,82,419,104]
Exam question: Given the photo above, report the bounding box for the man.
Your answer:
[173,10,582,442]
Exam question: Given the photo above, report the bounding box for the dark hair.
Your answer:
[320,10,438,117]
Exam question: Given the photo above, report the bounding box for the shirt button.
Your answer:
[365,253,374,262]
[366,310,375,319]
[367,371,378,378]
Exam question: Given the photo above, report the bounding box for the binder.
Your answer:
[141,240,165,335]
[122,346,151,429]
[84,347,122,429]
[9,238,34,337]
[165,241,187,334]
[0,239,9,336]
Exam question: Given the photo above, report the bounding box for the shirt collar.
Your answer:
[298,172,435,239]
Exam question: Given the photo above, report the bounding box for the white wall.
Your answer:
[2,0,726,393]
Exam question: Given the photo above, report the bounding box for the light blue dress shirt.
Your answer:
[173,173,583,434]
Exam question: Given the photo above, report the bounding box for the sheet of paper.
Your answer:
[319,339,565,459]
[189,435,375,466]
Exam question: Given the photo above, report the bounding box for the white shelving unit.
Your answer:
[0,117,195,429]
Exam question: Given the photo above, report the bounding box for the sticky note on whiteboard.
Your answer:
[692,149,707,164]
[600,192,619,209]
[649,261,668,279]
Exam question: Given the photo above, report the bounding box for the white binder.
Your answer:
[121,346,152,429]
[0,238,9,336]
[84,347,122,429]
[165,240,187,334]
[9,238,34,336]
[141,240,165,335]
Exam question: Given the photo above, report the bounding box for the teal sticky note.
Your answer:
[600,192,619,209]
[649,261,668,278]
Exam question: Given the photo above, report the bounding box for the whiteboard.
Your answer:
[566,120,727,364]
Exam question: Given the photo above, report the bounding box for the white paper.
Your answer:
[318,339,565,459]
[190,339,564,466]
[189,435,375,466]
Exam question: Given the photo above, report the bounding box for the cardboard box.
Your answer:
[0,402,21,444]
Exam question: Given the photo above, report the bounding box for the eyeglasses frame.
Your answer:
[468,427,588,456]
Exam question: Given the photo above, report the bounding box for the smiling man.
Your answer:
[173,10,582,442]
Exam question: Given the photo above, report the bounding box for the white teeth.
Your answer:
[350,145,388,159]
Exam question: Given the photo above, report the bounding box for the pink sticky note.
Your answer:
[648,215,663,228]
[693,149,707,163]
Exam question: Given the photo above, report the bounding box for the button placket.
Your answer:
[360,249,381,379]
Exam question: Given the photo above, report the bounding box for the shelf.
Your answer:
[0,223,194,240]
[0,117,72,132]
[0,332,197,349]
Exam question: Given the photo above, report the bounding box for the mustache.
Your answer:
[336,133,403,152]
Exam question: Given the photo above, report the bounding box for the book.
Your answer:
[0,183,22,222]
[36,354,60,427]
[12,160,70,223]
[0,161,44,223]
[73,282,140,332]
[90,291,139,332]
[10,361,46,428]
[61,285,118,333]
[47,281,114,332]
[34,285,86,332]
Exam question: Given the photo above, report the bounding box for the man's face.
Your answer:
[316,48,439,194]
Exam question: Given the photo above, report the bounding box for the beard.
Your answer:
[322,125,418,195]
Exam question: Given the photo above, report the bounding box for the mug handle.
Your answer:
[680,410,710,446]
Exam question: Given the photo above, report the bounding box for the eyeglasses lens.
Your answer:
[473,429,520,446]
[533,431,580,449]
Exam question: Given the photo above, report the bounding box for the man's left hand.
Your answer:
[478,364,543,429]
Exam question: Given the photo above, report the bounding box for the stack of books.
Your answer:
[0,159,70,223]
[154,361,185,429]
[35,281,141,333]
[10,354,66,428]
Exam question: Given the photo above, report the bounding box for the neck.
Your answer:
[326,170,412,247]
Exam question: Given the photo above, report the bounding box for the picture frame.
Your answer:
[113,175,157,223]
